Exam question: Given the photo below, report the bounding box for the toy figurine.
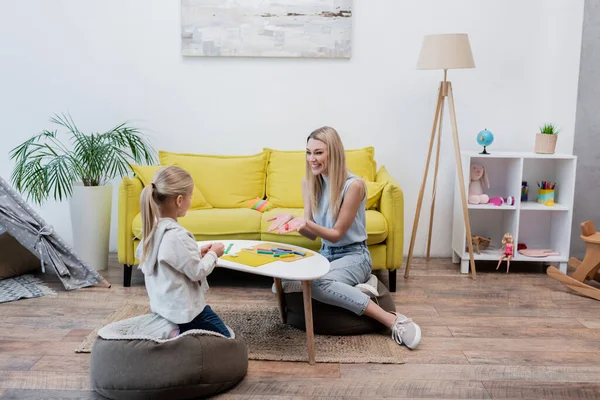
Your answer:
[468,163,489,204]
[488,196,516,207]
[496,232,514,273]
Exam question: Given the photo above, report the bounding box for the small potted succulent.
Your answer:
[534,123,559,154]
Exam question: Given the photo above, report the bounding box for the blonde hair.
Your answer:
[501,233,513,245]
[306,126,358,220]
[139,166,194,263]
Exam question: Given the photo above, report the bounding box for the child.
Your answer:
[135,165,230,338]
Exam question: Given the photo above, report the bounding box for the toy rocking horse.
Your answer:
[547,220,600,301]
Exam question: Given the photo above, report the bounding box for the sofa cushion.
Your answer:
[260,208,387,248]
[264,147,377,208]
[159,150,268,208]
[133,208,262,239]
[129,164,212,210]
[364,210,388,244]
[365,180,386,209]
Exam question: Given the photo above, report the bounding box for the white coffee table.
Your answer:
[197,239,330,365]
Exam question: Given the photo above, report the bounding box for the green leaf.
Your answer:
[9,113,157,203]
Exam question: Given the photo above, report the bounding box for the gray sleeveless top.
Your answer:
[312,173,368,247]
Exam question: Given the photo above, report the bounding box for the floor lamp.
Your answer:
[404,33,477,280]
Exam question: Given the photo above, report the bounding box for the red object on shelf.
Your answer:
[517,243,527,250]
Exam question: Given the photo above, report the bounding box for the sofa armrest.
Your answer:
[118,176,142,265]
[376,166,404,271]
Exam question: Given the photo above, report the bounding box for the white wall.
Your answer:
[0,0,584,258]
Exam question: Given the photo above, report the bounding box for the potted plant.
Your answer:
[9,113,156,271]
[534,123,559,154]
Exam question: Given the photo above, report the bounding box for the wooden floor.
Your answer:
[2,256,600,399]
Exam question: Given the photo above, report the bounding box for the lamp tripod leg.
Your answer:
[426,98,444,261]
[405,84,444,279]
[446,82,477,279]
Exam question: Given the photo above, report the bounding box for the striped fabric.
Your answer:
[248,197,272,212]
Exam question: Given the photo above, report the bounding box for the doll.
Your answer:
[468,163,489,204]
[496,232,514,273]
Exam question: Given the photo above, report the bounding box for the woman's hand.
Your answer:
[277,217,307,234]
[267,213,294,232]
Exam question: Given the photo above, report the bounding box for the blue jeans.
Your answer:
[311,241,372,316]
[178,305,231,338]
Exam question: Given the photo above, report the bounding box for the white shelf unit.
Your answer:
[451,151,577,274]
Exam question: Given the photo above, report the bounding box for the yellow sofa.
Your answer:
[118,147,404,291]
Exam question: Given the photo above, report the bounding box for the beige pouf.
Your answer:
[90,316,248,400]
[282,276,396,335]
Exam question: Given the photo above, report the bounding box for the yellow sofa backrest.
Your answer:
[264,146,378,209]
[159,150,268,208]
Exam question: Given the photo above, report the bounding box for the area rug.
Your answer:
[0,274,56,303]
[76,301,405,364]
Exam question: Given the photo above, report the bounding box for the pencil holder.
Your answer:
[537,189,555,206]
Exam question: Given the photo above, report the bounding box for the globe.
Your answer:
[476,129,494,154]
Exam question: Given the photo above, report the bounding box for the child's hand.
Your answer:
[267,213,294,232]
[209,243,225,257]
[200,243,212,257]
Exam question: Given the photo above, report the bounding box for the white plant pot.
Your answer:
[69,184,113,271]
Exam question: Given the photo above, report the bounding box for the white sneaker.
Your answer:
[390,312,421,349]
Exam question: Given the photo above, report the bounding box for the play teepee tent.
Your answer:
[0,175,110,290]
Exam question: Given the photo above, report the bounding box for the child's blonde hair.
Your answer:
[306,126,364,220]
[139,166,194,263]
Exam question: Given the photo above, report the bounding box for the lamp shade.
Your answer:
[416,33,475,70]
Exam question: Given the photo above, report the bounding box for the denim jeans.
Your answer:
[310,241,372,316]
[178,305,231,338]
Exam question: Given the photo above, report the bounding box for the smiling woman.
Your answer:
[267,126,422,351]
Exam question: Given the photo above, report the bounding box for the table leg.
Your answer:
[301,280,316,365]
[273,278,287,323]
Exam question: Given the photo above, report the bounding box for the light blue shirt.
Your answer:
[312,173,368,247]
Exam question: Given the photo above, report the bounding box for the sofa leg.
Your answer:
[124,264,133,287]
[388,270,397,292]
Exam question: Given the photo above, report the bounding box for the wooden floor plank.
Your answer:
[415,315,586,329]
[0,389,103,399]
[225,378,490,399]
[0,341,79,356]
[247,361,340,378]
[402,350,470,365]
[420,337,600,352]
[339,364,600,382]
[0,317,104,330]
[433,304,600,318]
[415,316,585,328]
[448,326,600,340]
[0,356,41,371]
[215,396,467,400]
[482,381,600,400]
[30,356,91,373]
[0,371,90,390]
[464,351,600,366]
[0,327,71,342]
